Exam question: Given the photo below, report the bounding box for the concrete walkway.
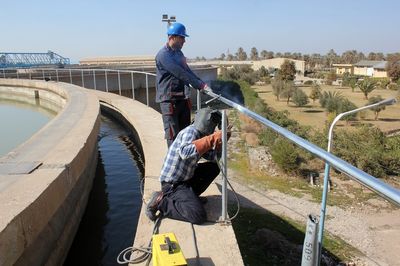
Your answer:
[91,90,244,266]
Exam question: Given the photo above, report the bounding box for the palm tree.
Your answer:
[357,79,377,99]
[319,91,344,114]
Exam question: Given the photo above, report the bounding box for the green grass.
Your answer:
[231,207,361,265]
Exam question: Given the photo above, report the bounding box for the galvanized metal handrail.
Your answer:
[202,88,400,206]
[0,68,156,106]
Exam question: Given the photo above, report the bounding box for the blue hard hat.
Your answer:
[167,22,189,37]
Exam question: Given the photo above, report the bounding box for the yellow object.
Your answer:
[152,232,187,266]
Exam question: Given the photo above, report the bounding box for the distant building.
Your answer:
[332,63,354,75]
[79,56,155,66]
[353,60,388,77]
[190,57,305,76]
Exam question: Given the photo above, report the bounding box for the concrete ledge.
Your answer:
[90,90,243,266]
[0,79,100,265]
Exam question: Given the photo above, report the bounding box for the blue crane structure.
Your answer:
[0,51,70,68]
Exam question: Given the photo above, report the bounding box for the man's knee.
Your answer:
[185,207,207,224]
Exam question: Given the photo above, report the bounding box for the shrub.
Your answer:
[271,138,301,173]
[334,126,387,178]
[388,83,399,91]
[304,80,314,85]
[292,88,309,107]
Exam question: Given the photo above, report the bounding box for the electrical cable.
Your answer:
[214,151,241,223]
[116,215,162,264]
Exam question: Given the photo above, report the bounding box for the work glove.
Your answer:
[192,130,222,156]
[200,82,210,91]
[215,125,232,151]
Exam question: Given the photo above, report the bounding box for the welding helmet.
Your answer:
[193,107,222,136]
[167,22,189,37]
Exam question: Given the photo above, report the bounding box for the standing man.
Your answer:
[146,107,229,224]
[156,22,209,146]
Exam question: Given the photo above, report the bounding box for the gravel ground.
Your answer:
[217,176,400,266]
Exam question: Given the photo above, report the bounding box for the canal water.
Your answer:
[64,114,143,266]
[0,98,55,157]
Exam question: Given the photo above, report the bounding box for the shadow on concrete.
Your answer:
[186,257,215,265]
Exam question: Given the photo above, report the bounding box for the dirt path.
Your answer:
[219,176,400,266]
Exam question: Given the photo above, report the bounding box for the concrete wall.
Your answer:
[0,79,100,265]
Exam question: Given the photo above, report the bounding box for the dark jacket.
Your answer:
[155,44,204,103]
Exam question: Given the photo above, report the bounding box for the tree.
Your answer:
[309,84,322,103]
[250,47,259,60]
[280,82,296,105]
[358,78,377,99]
[279,59,296,81]
[368,95,386,120]
[338,99,358,121]
[341,50,358,64]
[319,91,344,114]
[236,47,247,61]
[325,71,337,85]
[226,53,234,61]
[386,53,400,82]
[258,66,268,77]
[219,53,226,60]
[325,49,339,67]
[292,88,309,107]
[271,79,285,100]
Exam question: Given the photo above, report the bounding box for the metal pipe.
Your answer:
[105,70,108,92]
[81,70,85,87]
[118,70,121,95]
[93,70,96,90]
[202,89,400,206]
[221,110,228,221]
[131,72,135,100]
[69,69,72,84]
[197,90,201,111]
[56,69,59,82]
[145,74,149,106]
[316,97,397,265]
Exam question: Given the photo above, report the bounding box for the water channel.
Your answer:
[64,114,143,266]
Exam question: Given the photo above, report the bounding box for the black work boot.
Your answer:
[145,191,163,221]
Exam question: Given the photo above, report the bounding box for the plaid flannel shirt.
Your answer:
[159,125,216,183]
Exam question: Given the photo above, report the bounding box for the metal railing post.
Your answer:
[56,69,59,82]
[118,70,122,95]
[145,74,149,106]
[197,90,201,111]
[2,69,5,78]
[220,110,228,222]
[93,70,97,90]
[105,70,109,92]
[42,69,45,80]
[69,69,72,84]
[131,72,135,100]
[16,71,19,79]
[81,70,85,87]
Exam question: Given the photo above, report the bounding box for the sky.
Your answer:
[2,0,400,63]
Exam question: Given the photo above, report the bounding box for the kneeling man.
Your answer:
[146,107,229,224]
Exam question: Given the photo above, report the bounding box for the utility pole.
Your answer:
[162,14,176,27]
